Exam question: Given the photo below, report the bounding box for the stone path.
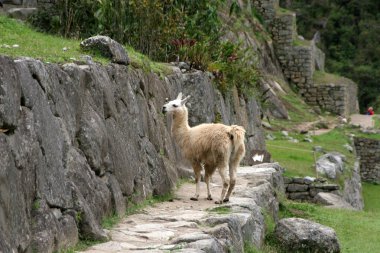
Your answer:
[350,114,374,129]
[79,164,283,253]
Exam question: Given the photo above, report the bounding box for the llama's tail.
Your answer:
[229,125,246,153]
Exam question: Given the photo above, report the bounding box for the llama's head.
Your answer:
[162,92,190,114]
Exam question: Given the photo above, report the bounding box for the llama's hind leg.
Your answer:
[215,166,229,204]
[205,171,213,200]
[190,163,202,201]
[224,146,245,202]
[224,166,236,202]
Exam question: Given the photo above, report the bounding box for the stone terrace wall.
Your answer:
[284,177,340,201]
[306,80,358,116]
[252,0,279,23]
[252,0,358,116]
[354,137,380,183]
[0,55,265,253]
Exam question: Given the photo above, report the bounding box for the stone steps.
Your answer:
[79,164,283,253]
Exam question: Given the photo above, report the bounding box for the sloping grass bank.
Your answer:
[0,15,172,77]
[276,199,380,253]
[266,128,355,178]
[0,16,108,63]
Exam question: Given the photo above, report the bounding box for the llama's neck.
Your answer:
[171,107,190,147]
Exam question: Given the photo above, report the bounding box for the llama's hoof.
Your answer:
[223,198,229,203]
[190,197,198,201]
[207,196,213,200]
[214,200,222,204]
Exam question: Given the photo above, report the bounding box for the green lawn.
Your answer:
[362,182,380,213]
[266,128,354,178]
[0,15,172,77]
[374,115,380,129]
[266,127,380,253]
[0,16,110,63]
[277,200,380,253]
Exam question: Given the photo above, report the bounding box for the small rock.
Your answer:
[304,176,315,184]
[303,137,313,143]
[287,137,298,143]
[266,134,275,140]
[80,35,129,65]
[314,192,355,210]
[12,44,20,48]
[343,143,353,153]
[178,61,190,70]
[262,121,272,129]
[316,152,345,179]
[313,146,324,153]
[62,47,68,51]
[281,130,288,137]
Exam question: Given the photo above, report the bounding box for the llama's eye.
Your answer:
[173,104,178,108]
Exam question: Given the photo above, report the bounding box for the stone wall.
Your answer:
[252,0,358,116]
[3,0,54,7]
[284,177,340,201]
[0,55,265,252]
[306,81,358,116]
[354,137,380,183]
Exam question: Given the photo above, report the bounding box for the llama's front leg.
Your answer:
[190,164,201,201]
[215,167,229,204]
[205,172,212,200]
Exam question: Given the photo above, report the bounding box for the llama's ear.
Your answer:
[181,95,191,105]
[176,92,183,100]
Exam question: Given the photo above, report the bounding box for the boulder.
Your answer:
[316,152,345,179]
[80,36,129,65]
[314,192,355,210]
[275,218,340,253]
[342,160,364,210]
[7,7,37,20]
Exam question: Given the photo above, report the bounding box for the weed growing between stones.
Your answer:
[207,206,231,215]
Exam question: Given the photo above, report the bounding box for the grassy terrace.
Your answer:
[267,128,355,178]
[313,70,354,86]
[0,15,172,76]
[264,88,380,253]
[266,126,380,253]
[0,16,109,63]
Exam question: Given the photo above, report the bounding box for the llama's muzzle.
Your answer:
[162,106,167,114]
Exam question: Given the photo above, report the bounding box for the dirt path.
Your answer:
[350,114,374,128]
[79,166,279,252]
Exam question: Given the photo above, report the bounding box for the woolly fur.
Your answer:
[163,93,246,204]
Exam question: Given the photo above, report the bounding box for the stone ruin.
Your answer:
[252,0,359,117]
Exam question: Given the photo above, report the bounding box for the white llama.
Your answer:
[162,92,246,204]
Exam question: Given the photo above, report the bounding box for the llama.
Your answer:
[162,92,246,204]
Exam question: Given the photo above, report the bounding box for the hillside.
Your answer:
[280,0,380,111]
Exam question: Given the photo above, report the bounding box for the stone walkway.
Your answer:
[79,164,283,253]
[350,114,374,129]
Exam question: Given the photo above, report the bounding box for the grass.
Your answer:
[313,70,353,86]
[362,182,380,213]
[292,38,311,47]
[125,193,174,216]
[266,128,355,178]
[274,200,380,253]
[0,16,172,77]
[57,193,174,253]
[208,206,231,215]
[373,115,380,129]
[0,16,109,64]
[57,240,103,253]
[270,92,319,130]
[126,45,173,78]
